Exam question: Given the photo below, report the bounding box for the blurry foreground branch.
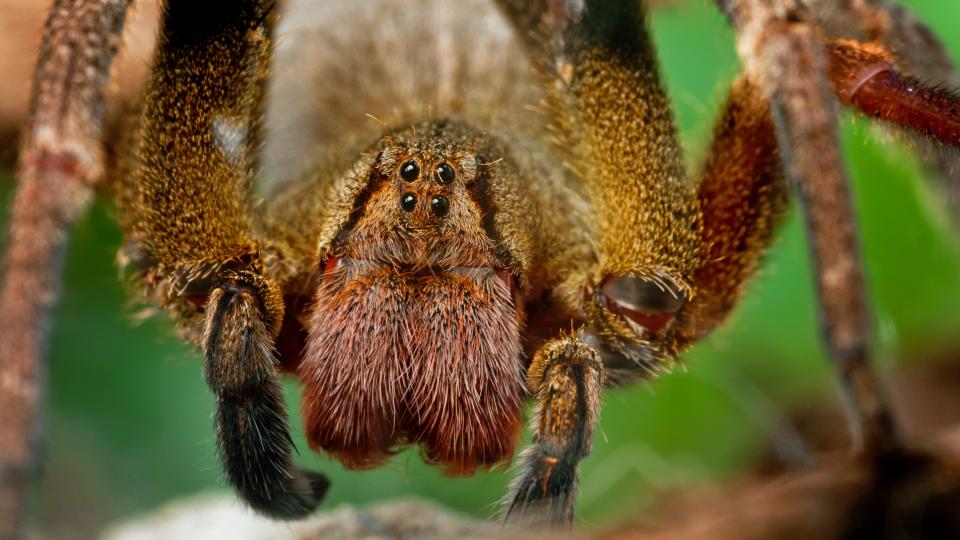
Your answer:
[105,359,960,540]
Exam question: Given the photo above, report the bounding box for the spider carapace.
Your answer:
[3,0,960,535]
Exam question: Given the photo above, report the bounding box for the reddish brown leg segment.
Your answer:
[827,39,960,149]
[675,76,788,345]
[0,2,132,538]
[810,0,960,209]
[718,0,899,454]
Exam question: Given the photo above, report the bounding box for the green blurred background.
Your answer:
[3,0,960,536]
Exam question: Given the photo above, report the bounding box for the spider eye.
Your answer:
[435,162,455,184]
[400,160,419,181]
[400,192,417,212]
[601,275,686,335]
[431,195,449,216]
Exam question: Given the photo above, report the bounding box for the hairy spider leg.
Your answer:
[504,336,603,527]
[499,0,704,365]
[675,76,788,348]
[117,0,326,517]
[827,39,960,150]
[495,0,789,526]
[811,0,960,213]
[0,1,133,537]
[718,0,900,453]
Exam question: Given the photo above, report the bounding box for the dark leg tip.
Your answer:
[503,452,577,528]
[304,469,331,505]
[243,468,330,520]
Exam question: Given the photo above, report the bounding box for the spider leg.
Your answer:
[496,0,701,375]
[818,0,959,84]
[202,271,328,517]
[808,0,960,106]
[503,336,603,528]
[497,0,700,287]
[498,0,790,358]
[675,75,788,345]
[117,0,325,517]
[826,39,960,149]
[718,0,899,453]
[495,1,791,523]
[811,0,960,208]
[0,1,133,537]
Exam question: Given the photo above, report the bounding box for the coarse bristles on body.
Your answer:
[12,0,960,532]
[291,120,583,473]
[302,264,525,473]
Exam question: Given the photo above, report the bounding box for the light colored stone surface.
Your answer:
[100,495,540,540]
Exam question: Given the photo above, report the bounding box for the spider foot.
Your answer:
[504,337,603,528]
[505,448,580,527]
[203,273,327,519]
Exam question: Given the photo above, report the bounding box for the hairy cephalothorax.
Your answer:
[3,0,960,536]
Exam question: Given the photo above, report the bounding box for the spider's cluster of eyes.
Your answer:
[398,160,455,217]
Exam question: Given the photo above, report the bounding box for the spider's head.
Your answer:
[374,136,477,232]
[299,119,527,475]
[338,121,497,267]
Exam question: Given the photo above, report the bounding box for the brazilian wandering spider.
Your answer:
[2,0,960,536]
